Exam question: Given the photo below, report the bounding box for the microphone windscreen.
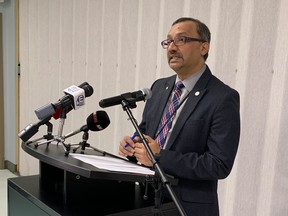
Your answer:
[86,110,110,131]
[77,82,94,97]
[141,88,152,100]
[82,83,94,97]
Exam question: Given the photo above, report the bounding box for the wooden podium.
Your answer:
[8,142,178,216]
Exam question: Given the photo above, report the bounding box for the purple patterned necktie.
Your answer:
[156,81,184,148]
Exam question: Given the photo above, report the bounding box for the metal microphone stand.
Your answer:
[32,108,71,156]
[25,119,53,146]
[120,100,187,216]
[69,128,104,154]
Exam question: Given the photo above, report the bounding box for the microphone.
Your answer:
[99,88,152,108]
[64,110,110,139]
[18,117,51,142]
[35,82,94,120]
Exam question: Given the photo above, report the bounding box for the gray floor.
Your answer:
[0,169,18,216]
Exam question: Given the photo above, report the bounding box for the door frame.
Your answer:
[0,13,4,169]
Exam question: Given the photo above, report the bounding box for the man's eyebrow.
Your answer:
[167,31,189,37]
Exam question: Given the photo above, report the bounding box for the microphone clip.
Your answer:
[120,96,137,109]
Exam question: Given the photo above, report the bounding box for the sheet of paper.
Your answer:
[70,153,155,176]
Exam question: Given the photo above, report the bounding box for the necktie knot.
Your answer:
[175,81,184,91]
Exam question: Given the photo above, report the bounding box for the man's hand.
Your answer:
[134,135,161,167]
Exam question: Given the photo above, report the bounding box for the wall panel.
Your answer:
[19,0,288,215]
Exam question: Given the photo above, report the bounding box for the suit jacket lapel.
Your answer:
[165,68,212,150]
[151,77,176,137]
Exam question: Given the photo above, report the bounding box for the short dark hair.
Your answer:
[172,17,211,60]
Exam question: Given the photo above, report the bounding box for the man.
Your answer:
[119,17,240,216]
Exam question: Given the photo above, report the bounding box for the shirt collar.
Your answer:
[175,64,206,92]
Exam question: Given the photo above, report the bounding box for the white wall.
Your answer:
[18,0,288,215]
[0,0,18,167]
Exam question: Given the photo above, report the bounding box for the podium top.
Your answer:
[22,142,153,183]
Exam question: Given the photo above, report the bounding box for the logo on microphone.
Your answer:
[67,86,80,93]
[76,95,85,106]
[64,85,86,110]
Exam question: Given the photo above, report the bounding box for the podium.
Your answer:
[8,142,178,216]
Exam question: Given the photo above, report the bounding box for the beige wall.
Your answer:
[0,0,18,171]
[18,0,288,215]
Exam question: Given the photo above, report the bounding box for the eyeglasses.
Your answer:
[161,36,206,49]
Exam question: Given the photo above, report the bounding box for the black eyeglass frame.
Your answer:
[161,36,206,49]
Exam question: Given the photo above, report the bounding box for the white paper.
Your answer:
[70,153,155,176]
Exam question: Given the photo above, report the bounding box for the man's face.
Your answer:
[166,21,209,78]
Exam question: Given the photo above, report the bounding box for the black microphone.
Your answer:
[35,82,94,120]
[99,88,152,108]
[52,82,94,119]
[18,117,51,142]
[64,110,110,139]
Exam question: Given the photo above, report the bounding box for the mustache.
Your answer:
[168,52,182,59]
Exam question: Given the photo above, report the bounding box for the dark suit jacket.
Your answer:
[139,66,240,216]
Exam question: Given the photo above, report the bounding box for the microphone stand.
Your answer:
[24,118,53,146]
[54,108,71,155]
[30,121,54,146]
[32,108,71,156]
[69,128,105,154]
[120,100,187,216]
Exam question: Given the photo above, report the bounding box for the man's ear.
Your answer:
[201,42,210,57]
